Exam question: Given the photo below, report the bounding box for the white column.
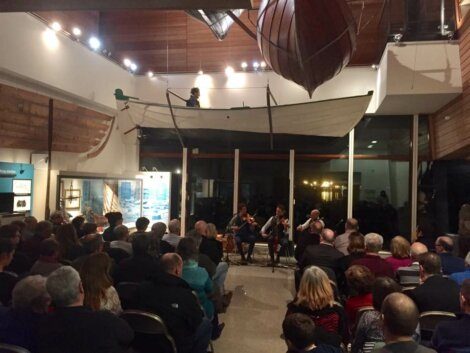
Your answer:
[181,147,188,236]
[411,114,419,237]
[289,149,295,241]
[347,129,355,219]
[233,149,240,215]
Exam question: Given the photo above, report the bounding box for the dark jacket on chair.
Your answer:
[131,271,204,353]
[113,254,161,284]
[408,275,460,313]
[199,237,223,266]
[438,253,466,276]
[299,244,344,274]
[431,313,470,352]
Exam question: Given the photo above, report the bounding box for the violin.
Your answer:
[241,213,256,224]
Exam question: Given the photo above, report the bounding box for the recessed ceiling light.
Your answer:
[241,62,248,69]
[198,70,204,75]
[253,61,260,69]
[260,61,267,68]
[225,66,235,77]
[72,27,82,36]
[371,140,378,144]
[130,63,138,71]
[367,145,374,148]
[88,37,101,50]
[147,71,154,78]
[123,58,132,67]
[51,22,62,32]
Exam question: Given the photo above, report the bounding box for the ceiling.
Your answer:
[33,0,453,75]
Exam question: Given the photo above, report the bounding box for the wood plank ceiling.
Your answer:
[0,84,113,153]
[35,0,406,74]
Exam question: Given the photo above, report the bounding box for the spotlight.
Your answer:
[260,61,267,69]
[130,63,138,72]
[72,27,82,37]
[88,37,101,50]
[371,140,378,144]
[393,33,403,43]
[198,70,204,75]
[367,145,374,149]
[175,169,181,174]
[123,58,132,67]
[225,66,235,77]
[147,71,154,78]
[371,64,378,70]
[241,62,248,69]
[51,21,62,32]
[253,61,260,69]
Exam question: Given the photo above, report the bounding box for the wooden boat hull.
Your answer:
[257,0,357,96]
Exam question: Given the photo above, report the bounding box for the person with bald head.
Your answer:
[299,228,344,278]
[351,233,394,278]
[334,218,359,255]
[131,253,212,353]
[380,293,436,353]
[435,236,465,275]
[297,209,323,232]
[397,242,428,286]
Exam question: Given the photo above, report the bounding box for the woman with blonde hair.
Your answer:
[286,266,347,346]
[385,236,412,273]
[80,252,122,315]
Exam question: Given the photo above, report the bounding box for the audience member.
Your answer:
[131,253,212,353]
[385,236,413,273]
[185,225,217,278]
[22,216,38,241]
[102,212,123,242]
[71,216,86,238]
[135,216,150,233]
[80,253,122,315]
[201,223,229,297]
[450,251,470,285]
[379,293,436,353]
[0,224,31,275]
[351,277,402,353]
[282,313,342,353]
[415,219,438,251]
[162,219,182,248]
[0,239,17,306]
[286,266,347,347]
[150,221,167,256]
[23,220,53,262]
[81,222,98,238]
[114,234,160,284]
[397,242,428,287]
[295,220,322,262]
[339,233,366,270]
[408,252,460,313]
[37,266,133,353]
[56,223,85,262]
[151,221,167,242]
[351,233,394,278]
[435,236,465,275]
[299,229,344,277]
[30,238,63,277]
[110,225,132,255]
[0,275,50,351]
[73,234,104,271]
[345,265,374,328]
[334,218,359,255]
[49,211,65,235]
[432,279,470,352]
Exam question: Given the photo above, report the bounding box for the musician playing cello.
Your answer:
[261,204,290,266]
[227,203,258,265]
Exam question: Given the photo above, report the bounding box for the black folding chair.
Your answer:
[121,310,177,353]
[419,311,456,345]
[0,344,31,353]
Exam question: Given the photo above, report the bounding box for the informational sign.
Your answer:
[140,172,171,226]
[13,179,32,195]
[13,195,31,212]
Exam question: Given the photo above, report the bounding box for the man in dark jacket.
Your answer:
[435,236,465,275]
[299,229,343,274]
[294,220,322,262]
[37,266,133,353]
[408,252,460,313]
[132,253,212,353]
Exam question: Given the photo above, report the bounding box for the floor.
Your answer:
[213,259,295,353]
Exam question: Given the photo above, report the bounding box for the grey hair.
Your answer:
[12,275,50,313]
[113,225,129,240]
[364,233,383,253]
[168,219,181,234]
[46,266,81,307]
[465,251,470,266]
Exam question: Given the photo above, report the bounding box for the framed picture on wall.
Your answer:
[13,195,31,212]
[13,179,32,195]
[64,189,81,210]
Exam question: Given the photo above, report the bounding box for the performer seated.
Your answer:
[261,204,290,266]
[227,203,258,265]
[296,209,323,232]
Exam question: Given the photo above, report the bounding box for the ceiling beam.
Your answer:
[0,0,254,12]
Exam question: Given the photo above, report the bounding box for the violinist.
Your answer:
[261,204,290,266]
[227,203,258,265]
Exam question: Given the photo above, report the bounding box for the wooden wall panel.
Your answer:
[0,84,112,153]
[430,18,470,159]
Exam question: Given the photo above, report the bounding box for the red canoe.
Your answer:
[257,0,357,97]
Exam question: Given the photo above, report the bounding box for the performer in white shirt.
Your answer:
[296,209,323,232]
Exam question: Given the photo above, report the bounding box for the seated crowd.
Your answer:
[0,212,231,353]
[0,211,469,353]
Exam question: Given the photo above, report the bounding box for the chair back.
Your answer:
[106,247,130,264]
[362,341,385,353]
[353,306,375,334]
[419,311,456,343]
[121,310,177,353]
[0,344,31,353]
[116,282,140,309]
